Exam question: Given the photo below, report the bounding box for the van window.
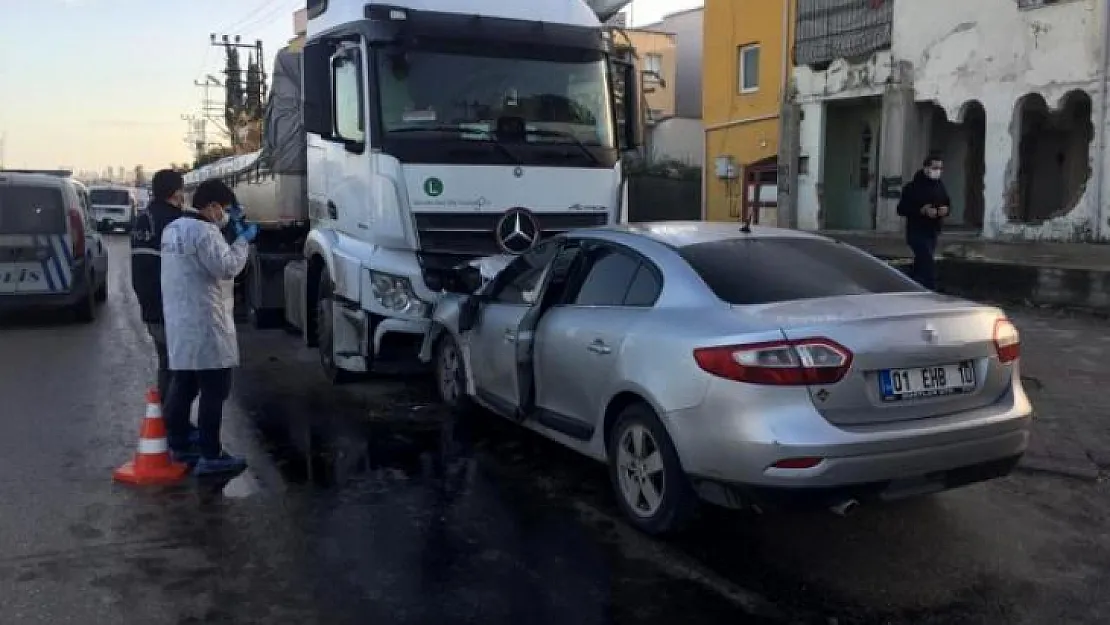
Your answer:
[0,185,67,234]
[90,189,132,206]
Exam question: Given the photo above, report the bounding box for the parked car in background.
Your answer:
[0,170,109,321]
[87,185,137,233]
[422,222,1033,534]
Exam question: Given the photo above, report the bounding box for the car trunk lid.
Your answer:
[740,292,1012,426]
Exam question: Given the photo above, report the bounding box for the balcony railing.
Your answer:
[794,0,893,68]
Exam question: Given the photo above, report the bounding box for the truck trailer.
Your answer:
[185,0,640,383]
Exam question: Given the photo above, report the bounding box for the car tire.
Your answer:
[316,272,358,385]
[73,273,97,323]
[607,402,698,535]
[434,332,474,414]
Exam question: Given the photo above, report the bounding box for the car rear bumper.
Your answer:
[0,272,90,311]
[662,374,1033,495]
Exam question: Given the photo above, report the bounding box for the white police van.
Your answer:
[0,170,109,322]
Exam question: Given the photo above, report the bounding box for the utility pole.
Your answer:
[210,34,266,152]
[181,114,207,166]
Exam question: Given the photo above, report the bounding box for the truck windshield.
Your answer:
[375,46,616,163]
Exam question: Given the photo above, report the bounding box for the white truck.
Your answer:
[186,0,640,383]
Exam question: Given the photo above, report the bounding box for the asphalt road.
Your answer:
[0,236,1108,624]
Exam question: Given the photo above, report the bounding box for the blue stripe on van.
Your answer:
[50,235,72,290]
[59,233,75,265]
[47,235,68,291]
[33,236,57,292]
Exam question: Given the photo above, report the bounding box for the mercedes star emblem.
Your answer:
[513,166,524,178]
[495,208,540,255]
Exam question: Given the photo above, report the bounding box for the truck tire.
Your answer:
[316,271,358,385]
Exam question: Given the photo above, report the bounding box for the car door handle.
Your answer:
[504,328,517,343]
[327,200,338,219]
[587,339,611,355]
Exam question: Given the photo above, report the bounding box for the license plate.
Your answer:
[879,361,976,401]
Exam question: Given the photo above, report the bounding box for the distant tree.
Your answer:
[225,47,245,150]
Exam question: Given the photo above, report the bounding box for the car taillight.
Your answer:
[67,208,86,258]
[993,318,1020,363]
[693,338,853,386]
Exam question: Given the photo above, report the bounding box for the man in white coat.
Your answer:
[161,179,258,475]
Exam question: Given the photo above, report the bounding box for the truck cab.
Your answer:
[293,0,641,382]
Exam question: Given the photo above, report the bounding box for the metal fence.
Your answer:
[794,0,893,67]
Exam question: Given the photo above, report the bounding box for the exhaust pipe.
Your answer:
[829,499,859,517]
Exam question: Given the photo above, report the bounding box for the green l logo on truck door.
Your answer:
[423,177,444,197]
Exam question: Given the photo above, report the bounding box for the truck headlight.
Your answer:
[369,271,428,317]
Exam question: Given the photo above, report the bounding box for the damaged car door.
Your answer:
[465,239,562,416]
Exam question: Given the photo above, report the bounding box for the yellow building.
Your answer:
[702,0,794,224]
[624,28,677,123]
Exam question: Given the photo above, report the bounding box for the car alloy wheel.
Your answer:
[616,423,667,518]
[435,334,472,413]
[608,403,697,535]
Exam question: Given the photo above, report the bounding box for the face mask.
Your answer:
[926,169,942,180]
[217,212,230,228]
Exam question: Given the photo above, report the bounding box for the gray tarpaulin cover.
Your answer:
[261,47,305,175]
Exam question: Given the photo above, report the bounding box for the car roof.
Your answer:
[0,171,72,189]
[568,220,831,249]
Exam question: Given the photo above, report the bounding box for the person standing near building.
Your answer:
[161,179,258,475]
[131,169,186,404]
[897,153,951,290]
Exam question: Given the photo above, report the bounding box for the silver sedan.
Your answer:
[421,222,1033,534]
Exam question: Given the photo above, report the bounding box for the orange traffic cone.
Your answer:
[113,388,190,485]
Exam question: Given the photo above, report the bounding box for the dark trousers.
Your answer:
[146,323,172,403]
[907,231,939,290]
[165,368,233,459]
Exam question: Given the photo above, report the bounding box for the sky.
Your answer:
[0,0,700,172]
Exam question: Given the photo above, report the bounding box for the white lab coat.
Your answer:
[160,213,249,371]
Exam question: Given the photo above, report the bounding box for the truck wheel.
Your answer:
[607,402,698,535]
[316,272,357,385]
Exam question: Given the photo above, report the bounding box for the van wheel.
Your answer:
[74,274,97,323]
[435,332,473,414]
[608,402,698,535]
[95,277,108,303]
[316,272,357,385]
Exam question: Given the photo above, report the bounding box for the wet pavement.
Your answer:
[1,236,1110,624]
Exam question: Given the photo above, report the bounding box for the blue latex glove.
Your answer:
[227,203,245,222]
[235,221,259,243]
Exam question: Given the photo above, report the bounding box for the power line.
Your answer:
[237,0,296,34]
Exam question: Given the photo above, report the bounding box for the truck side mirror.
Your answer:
[303,40,334,137]
[616,58,642,152]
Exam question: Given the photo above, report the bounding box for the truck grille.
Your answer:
[413,211,608,257]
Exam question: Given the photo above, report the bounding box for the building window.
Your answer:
[858,125,873,189]
[644,53,663,81]
[738,44,760,93]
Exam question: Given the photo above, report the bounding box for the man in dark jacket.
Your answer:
[131,169,186,401]
[897,154,951,290]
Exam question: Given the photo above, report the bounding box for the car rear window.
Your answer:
[90,189,131,205]
[678,237,924,305]
[0,185,67,234]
